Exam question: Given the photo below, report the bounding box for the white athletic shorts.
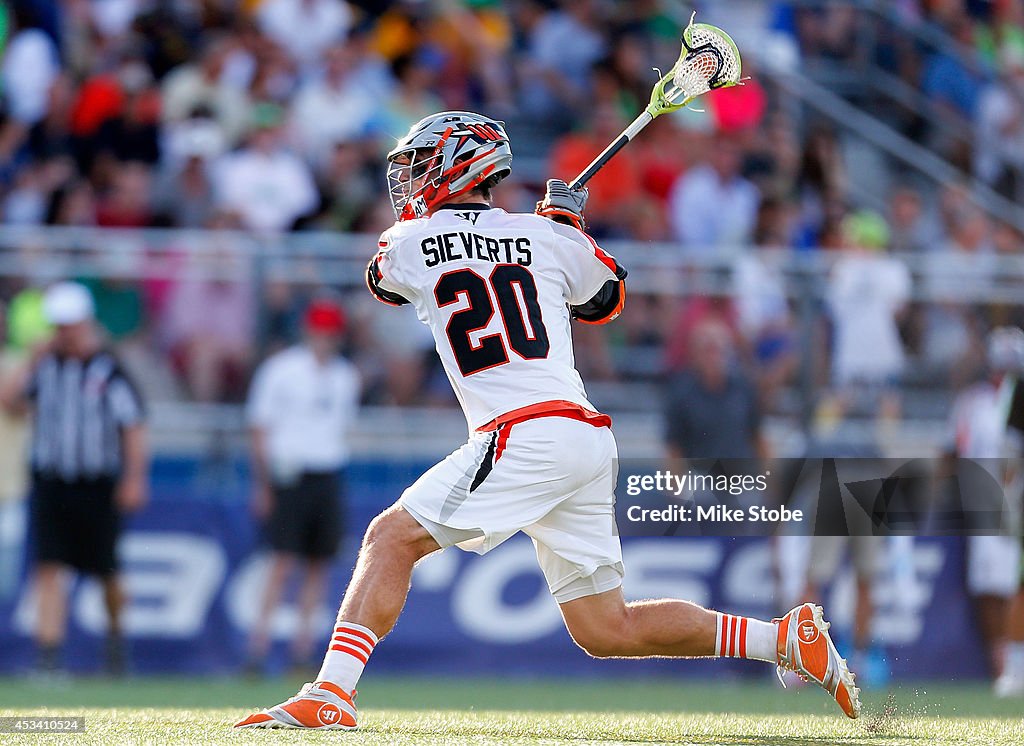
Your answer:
[400,411,624,604]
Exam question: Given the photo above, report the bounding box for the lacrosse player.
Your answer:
[236,112,860,730]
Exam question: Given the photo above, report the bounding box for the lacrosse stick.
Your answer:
[568,15,742,191]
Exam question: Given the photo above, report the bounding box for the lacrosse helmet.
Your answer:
[987,326,1024,372]
[386,111,512,221]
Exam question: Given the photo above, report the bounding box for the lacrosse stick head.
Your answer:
[647,18,742,117]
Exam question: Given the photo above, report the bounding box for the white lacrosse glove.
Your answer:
[535,179,589,232]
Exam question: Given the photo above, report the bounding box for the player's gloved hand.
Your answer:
[535,179,589,232]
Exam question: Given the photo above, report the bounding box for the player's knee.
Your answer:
[363,509,432,559]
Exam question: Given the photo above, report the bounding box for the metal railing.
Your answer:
[1,226,1022,302]
[1,225,1019,453]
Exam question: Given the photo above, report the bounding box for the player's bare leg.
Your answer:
[247,553,295,669]
[33,563,67,672]
[290,559,330,665]
[335,503,440,634]
[560,587,860,718]
[101,575,128,673]
[236,504,440,729]
[995,588,1024,697]
[560,588,718,657]
[974,593,1010,677]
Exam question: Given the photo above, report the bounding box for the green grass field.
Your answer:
[0,676,1021,745]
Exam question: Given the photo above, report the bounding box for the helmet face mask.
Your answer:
[386,111,512,220]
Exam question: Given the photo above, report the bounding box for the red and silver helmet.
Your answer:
[386,111,512,221]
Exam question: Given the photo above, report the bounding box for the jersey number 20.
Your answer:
[434,265,550,376]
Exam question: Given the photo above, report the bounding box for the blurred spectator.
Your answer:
[974,46,1024,200]
[257,0,354,72]
[92,63,161,167]
[922,206,994,381]
[706,68,768,134]
[161,36,253,145]
[3,166,48,225]
[78,276,144,343]
[826,211,910,419]
[162,218,255,401]
[922,15,986,121]
[946,327,1024,679]
[377,52,445,144]
[0,282,147,676]
[97,162,153,227]
[888,185,942,253]
[548,103,644,236]
[312,141,378,232]
[0,301,30,602]
[796,128,846,245]
[632,117,695,204]
[212,104,318,232]
[667,134,760,252]
[663,292,741,375]
[801,465,890,689]
[516,0,605,129]
[246,298,359,673]
[46,179,98,226]
[290,43,381,165]
[663,318,766,460]
[1,7,60,127]
[732,201,798,406]
[154,147,218,229]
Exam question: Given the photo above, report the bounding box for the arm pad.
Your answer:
[571,261,627,325]
[366,255,410,306]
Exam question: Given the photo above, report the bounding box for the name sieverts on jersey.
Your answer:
[420,230,533,268]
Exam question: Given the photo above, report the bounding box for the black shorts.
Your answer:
[30,476,119,577]
[266,471,345,560]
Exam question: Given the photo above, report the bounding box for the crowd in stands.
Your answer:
[0,0,1020,421]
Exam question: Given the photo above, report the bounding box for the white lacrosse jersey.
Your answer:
[372,205,618,430]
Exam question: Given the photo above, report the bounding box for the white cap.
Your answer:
[43,282,95,326]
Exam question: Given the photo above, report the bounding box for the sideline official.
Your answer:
[245,298,360,672]
[0,282,147,675]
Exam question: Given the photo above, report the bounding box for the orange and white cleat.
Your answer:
[234,681,358,730]
[774,603,861,719]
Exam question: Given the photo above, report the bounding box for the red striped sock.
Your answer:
[715,613,776,663]
[315,621,378,691]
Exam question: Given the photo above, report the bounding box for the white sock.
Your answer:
[315,621,378,692]
[715,612,777,663]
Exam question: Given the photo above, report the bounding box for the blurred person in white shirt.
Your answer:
[246,298,360,673]
[258,0,353,73]
[212,104,319,232]
[975,46,1024,201]
[290,42,379,166]
[161,36,252,146]
[668,134,760,252]
[1,8,60,127]
[922,206,995,385]
[824,210,910,423]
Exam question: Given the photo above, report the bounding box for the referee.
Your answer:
[0,282,147,675]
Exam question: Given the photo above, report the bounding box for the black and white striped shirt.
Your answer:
[26,350,145,481]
